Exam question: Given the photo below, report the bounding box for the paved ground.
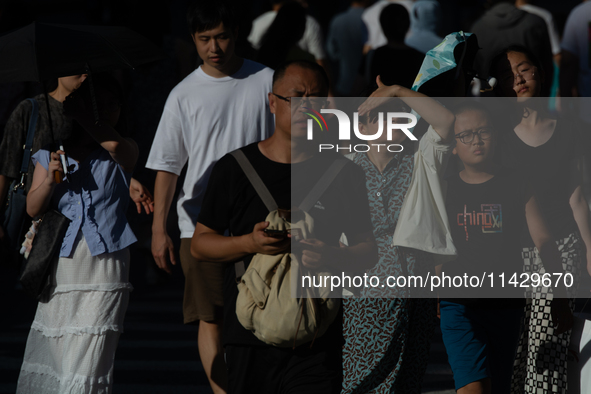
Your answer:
[1,260,456,394]
[2,260,588,394]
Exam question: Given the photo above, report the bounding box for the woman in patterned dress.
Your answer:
[342,77,456,393]
[490,45,591,394]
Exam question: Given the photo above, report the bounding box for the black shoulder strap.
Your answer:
[20,98,39,174]
[230,149,278,212]
[231,150,347,214]
[298,159,347,212]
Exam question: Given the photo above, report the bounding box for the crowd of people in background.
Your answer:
[1,0,591,393]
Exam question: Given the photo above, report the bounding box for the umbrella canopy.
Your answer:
[0,22,163,82]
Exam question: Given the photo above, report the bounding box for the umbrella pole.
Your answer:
[85,64,100,126]
[43,83,67,182]
[42,84,54,149]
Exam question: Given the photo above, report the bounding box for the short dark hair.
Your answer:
[380,4,410,42]
[272,60,330,93]
[186,0,237,35]
[450,100,492,120]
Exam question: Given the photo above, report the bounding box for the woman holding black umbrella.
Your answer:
[16,74,138,394]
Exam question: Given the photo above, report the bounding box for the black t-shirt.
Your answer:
[198,142,373,348]
[500,118,579,246]
[442,170,527,308]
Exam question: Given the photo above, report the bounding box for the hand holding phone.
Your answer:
[264,228,289,238]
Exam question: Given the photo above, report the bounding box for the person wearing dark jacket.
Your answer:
[471,0,553,96]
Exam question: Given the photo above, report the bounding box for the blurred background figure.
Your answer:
[560,0,591,102]
[405,0,444,54]
[326,0,370,96]
[516,0,561,66]
[256,2,311,69]
[366,3,424,88]
[248,0,328,71]
[516,0,562,98]
[470,0,554,96]
[361,0,413,54]
[560,0,591,205]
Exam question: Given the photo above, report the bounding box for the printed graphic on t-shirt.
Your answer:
[457,204,503,240]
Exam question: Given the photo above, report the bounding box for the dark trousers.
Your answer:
[226,344,342,394]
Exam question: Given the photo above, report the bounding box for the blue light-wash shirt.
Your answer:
[32,148,137,257]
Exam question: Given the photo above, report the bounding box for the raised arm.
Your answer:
[62,77,139,172]
[26,151,64,217]
[358,76,456,142]
[71,119,139,173]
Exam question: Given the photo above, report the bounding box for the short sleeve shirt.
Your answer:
[0,94,73,192]
[32,148,136,257]
[198,143,373,348]
[146,60,274,238]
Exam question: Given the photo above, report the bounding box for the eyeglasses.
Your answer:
[272,93,327,109]
[454,128,493,144]
[500,67,536,87]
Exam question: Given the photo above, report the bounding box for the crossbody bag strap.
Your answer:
[298,159,347,212]
[230,149,279,280]
[230,149,278,212]
[20,98,39,175]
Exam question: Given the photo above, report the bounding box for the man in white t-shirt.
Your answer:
[146,1,274,393]
[248,0,327,66]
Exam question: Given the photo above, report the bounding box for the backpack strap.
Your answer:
[20,98,39,175]
[298,159,347,212]
[231,149,278,212]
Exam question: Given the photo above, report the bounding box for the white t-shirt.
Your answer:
[362,0,414,49]
[518,4,561,56]
[146,59,274,238]
[247,11,326,60]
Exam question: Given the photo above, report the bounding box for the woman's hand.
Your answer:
[129,178,154,214]
[358,76,400,117]
[46,151,65,185]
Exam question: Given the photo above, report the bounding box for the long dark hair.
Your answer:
[489,45,544,96]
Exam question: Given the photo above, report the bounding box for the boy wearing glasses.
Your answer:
[146,1,273,392]
[439,101,572,394]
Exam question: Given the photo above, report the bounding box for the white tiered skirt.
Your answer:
[16,234,133,394]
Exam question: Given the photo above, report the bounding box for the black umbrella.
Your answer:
[0,22,162,180]
[0,22,162,82]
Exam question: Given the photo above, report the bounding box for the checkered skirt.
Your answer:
[511,232,582,394]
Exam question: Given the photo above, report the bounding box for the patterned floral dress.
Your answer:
[342,152,436,394]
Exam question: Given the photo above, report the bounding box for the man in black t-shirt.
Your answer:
[191,60,376,393]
